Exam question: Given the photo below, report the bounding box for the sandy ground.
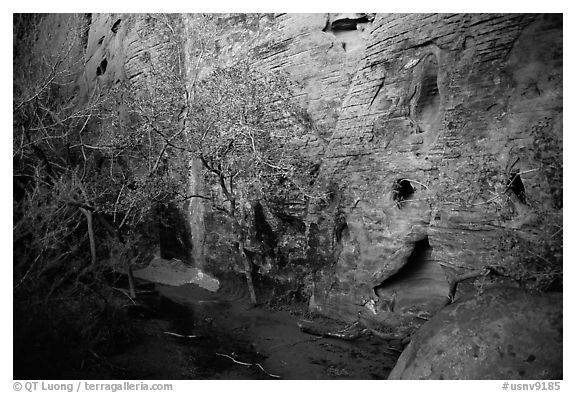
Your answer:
[83,282,400,379]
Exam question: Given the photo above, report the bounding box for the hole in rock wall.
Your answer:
[392,179,415,209]
[329,15,370,31]
[413,54,441,134]
[96,59,108,76]
[322,14,372,53]
[111,19,121,33]
[507,171,527,204]
[373,237,448,314]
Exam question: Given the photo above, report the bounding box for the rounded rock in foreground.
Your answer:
[388,286,562,380]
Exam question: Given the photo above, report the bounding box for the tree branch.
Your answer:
[444,266,508,304]
[79,207,96,265]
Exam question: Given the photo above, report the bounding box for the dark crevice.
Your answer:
[369,78,385,108]
[507,171,527,204]
[392,179,415,209]
[335,218,349,243]
[98,36,105,45]
[81,14,92,51]
[405,40,437,50]
[128,71,144,80]
[331,16,370,31]
[323,14,372,34]
[111,19,122,33]
[96,59,108,76]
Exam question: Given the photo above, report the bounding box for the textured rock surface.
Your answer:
[34,13,562,332]
[388,286,562,379]
[179,13,374,287]
[305,13,562,324]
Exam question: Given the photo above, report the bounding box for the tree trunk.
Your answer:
[126,261,136,299]
[239,239,257,305]
[79,207,96,265]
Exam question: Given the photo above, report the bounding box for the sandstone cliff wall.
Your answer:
[176,14,562,323]
[33,13,562,324]
[307,13,562,321]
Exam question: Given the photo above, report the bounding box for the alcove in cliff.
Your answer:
[374,237,448,315]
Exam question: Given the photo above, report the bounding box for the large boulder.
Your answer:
[388,286,562,379]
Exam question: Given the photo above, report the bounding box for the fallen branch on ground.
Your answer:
[297,321,364,341]
[163,331,199,339]
[215,353,280,378]
[446,268,489,304]
[445,265,509,304]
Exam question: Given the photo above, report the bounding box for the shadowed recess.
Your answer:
[374,237,448,314]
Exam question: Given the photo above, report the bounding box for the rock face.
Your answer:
[32,13,562,334]
[307,13,562,324]
[179,13,375,289]
[388,286,563,379]
[177,14,562,330]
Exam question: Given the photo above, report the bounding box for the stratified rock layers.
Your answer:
[297,14,562,320]
[58,13,561,322]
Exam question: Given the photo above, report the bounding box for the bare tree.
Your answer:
[13,14,188,300]
[184,62,319,303]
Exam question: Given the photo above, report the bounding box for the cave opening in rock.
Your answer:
[373,236,447,314]
[374,237,431,292]
[393,179,415,208]
[96,58,108,76]
[507,171,527,204]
